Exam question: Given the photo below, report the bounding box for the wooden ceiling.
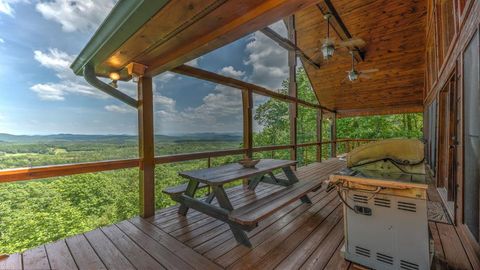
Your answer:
[74,0,320,79]
[295,0,427,116]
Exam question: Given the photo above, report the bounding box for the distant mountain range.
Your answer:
[0,133,242,143]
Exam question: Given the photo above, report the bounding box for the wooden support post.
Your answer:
[330,113,337,158]
[287,15,297,165]
[242,89,253,158]
[242,89,253,187]
[316,109,323,162]
[138,76,155,218]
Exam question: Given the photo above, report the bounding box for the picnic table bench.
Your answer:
[163,159,323,247]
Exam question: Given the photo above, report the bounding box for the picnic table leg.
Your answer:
[282,166,312,204]
[178,180,199,215]
[204,192,215,203]
[213,185,252,247]
[247,174,265,190]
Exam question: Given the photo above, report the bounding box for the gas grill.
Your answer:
[329,139,433,270]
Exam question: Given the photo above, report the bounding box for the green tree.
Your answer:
[252,67,423,164]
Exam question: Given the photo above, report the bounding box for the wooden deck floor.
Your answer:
[1,159,479,269]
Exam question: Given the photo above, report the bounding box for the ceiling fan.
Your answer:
[344,51,378,82]
[318,13,367,61]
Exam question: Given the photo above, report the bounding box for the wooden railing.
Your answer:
[0,138,376,183]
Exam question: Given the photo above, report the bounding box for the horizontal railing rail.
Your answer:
[0,138,376,183]
[0,159,140,183]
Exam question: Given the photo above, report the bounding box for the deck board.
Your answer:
[0,253,22,270]
[100,225,165,270]
[44,240,78,270]
[3,159,478,270]
[65,234,106,270]
[84,229,136,270]
[22,246,50,270]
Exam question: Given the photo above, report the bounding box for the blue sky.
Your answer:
[0,0,290,135]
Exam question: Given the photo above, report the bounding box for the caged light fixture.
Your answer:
[321,13,335,60]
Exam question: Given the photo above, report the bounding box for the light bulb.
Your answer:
[109,72,120,81]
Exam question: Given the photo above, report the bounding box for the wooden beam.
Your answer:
[138,76,155,218]
[330,113,337,158]
[316,1,364,62]
[242,89,253,158]
[260,27,320,69]
[316,109,323,162]
[172,64,334,112]
[336,104,423,118]
[287,16,298,164]
[0,159,139,183]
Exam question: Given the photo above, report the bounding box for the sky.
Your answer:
[0,0,291,135]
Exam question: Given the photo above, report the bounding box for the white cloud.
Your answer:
[154,95,176,112]
[31,84,66,101]
[157,72,176,83]
[269,20,288,38]
[0,38,4,43]
[244,21,289,90]
[31,48,109,100]
[104,104,134,113]
[185,57,201,67]
[34,49,73,73]
[0,0,26,17]
[219,66,245,79]
[35,0,115,32]
[152,65,248,133]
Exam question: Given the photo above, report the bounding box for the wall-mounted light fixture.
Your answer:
[109,72,120,88]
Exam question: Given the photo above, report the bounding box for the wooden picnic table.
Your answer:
[164,159,322,247]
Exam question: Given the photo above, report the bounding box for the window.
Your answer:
[463,31,479,240]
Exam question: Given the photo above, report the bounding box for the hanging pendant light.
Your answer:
[321,13,335,60]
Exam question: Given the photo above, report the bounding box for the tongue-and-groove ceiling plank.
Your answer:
[296,0,427,116]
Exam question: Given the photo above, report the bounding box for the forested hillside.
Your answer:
[0,68,422,254]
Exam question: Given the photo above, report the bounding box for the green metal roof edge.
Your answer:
[70,0,170,75]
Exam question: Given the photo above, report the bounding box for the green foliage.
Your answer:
[337,114,423,139]
[0,141,241,254]
[0,169,138,254]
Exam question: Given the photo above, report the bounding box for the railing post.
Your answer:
[242,89,253,159]
[330,113,337,158]
[287,15,298,166]
[242,89,253,188]
[316,109,323,162]
[138,76,155,218]
[242,89,253,158]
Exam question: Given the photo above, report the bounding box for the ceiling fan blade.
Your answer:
[338,38,366,49]
[359,74,372,79]
[360,68,379,74]
[304,47,320,53]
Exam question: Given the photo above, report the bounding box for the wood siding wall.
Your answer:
[424,0,479,239]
